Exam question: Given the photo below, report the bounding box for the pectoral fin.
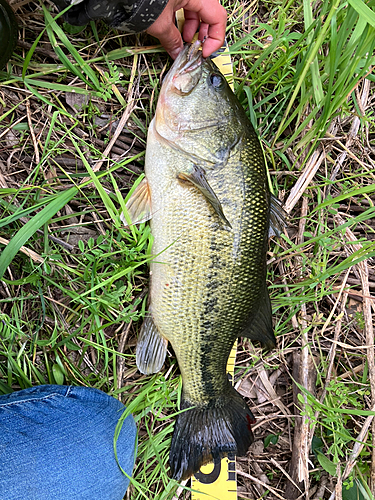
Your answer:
[121,178,152,226]
[269,195,288,238]
[177,166,231,228]
[136,313,168,375]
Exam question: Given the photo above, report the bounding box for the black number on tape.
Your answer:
[195,460,221,484]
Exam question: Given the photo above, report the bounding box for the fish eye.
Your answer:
[210,73,224,88]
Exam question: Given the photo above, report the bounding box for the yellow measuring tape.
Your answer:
[175,13,237,498]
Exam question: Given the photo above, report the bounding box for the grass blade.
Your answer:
[0,187,77,279]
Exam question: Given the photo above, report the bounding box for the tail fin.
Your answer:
[169,386,255,480]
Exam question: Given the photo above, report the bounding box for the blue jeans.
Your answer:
[0,385,137,500]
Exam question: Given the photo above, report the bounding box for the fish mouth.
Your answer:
[179,40,202,75]
[171,41,203,94]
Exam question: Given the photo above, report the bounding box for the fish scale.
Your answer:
[127,41,284,481]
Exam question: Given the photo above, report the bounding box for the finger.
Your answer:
[198,22,209,41]
[153,23,184,59]
[197,0,227,28]
[183,10,200,42]
[188,1,227,58]
[201,35,223,58]
[201,16,226,58]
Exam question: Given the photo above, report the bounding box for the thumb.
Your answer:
[147,23,183,60]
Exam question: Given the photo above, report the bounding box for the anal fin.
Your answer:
[136,314,168,375]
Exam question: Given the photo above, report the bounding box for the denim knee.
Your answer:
[0,385,137,500]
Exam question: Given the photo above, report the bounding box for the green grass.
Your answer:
[1,0,375,498]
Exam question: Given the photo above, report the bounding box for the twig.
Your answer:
[284,120,338,213]
[38,231,75,251]
[79,95,136,186]
[257,367,291,416]
[327,404,375,500]
[26,100,40,167]
[318,270,350,341]
[17,39,60,60]
[333,213,375,494]
[0,116,25,140]
[171,479,189,500]
[0,236,44,263]
[117,320,133,400]
[342,406,375,483]
[285,196,309,330]
[357,259,375,494]
[328,77,372,190]
[311,474,328,500]
[237,470,287,500]
[270,457,303,494]
[335,462,342,500]
[0,280,11,298]
[11,0,34,10]
[286,196,314,500]
[317,286,349,407]
[91,212,107,237]
[278,259,299,329]
[284,149,322,214]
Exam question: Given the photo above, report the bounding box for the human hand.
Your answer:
[146,0,227,60]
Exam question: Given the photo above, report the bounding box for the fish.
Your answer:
[125,41,286,481]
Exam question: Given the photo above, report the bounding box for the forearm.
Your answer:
[53,0,169,33]
[51,0,227,60]
[113,0,169,32]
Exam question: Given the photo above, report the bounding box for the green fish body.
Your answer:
[127,42,282,481]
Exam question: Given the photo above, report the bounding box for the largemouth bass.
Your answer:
[126,41,284,481]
